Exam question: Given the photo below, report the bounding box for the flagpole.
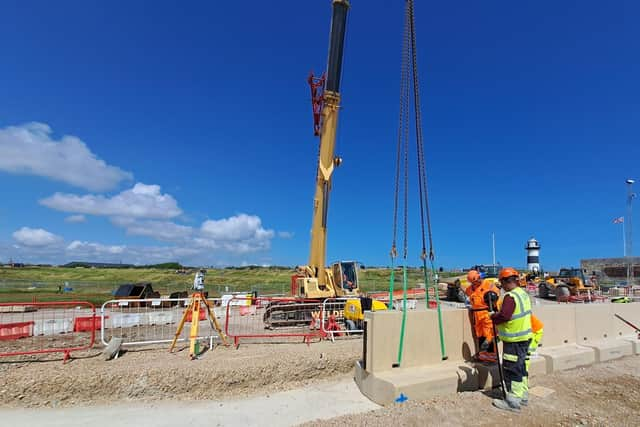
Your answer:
[623,220,626,257]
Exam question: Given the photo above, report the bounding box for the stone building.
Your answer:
[580,257,640,286]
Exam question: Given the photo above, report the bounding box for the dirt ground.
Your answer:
[0,338,362,408]
[303,355,640,427]
[2,336,639,427]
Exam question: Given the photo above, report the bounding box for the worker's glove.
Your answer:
[479,339,491,352]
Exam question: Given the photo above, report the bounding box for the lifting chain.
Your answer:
[390,0,435,264]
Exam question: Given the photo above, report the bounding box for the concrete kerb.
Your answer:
[355,301,640,405]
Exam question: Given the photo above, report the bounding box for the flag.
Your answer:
[613,217,624,224]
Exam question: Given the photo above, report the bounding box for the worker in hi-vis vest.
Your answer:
[490,267,533,412]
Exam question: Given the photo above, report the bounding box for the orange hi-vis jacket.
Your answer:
[466,279,499,342]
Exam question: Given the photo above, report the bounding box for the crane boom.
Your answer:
[299,0,351,297]
[308,0,349,282]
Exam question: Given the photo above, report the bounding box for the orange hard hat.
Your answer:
[499,267,519,280]
[467,270,481,284]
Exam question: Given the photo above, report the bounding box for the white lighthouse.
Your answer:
[525,237,541,272]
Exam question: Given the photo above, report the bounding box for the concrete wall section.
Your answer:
[533,305,577,347]
[365,309,469,372]
[358,302,640,405]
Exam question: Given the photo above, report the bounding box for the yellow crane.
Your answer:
[264,0,385,328]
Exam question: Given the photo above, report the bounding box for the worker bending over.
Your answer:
[465,270,499,363]
[490,267,533,412]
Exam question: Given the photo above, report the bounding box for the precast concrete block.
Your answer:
[537,344,595,372]
[621,336,640,355]
[354,360,395,405]
[575,304,614,342]
[364,308,468,374]
[533,305,577,346]
[364,311,401,374]
[579,339,633,363]
[355,360,475,406]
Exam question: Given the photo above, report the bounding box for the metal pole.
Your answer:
[626,179,634,257]
[622,221,626,258]
[626,179,635,285]
[492,232,496,266]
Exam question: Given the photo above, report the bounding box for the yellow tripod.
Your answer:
[169,292,227,358]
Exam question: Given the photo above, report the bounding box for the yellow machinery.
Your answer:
[538,267,595,299]
[344,298,387,330]
[263,0,385,327]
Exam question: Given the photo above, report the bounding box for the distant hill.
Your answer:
[61,261,185,269]
[62,261,135,269]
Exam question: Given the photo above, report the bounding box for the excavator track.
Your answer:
[263,301,322,329]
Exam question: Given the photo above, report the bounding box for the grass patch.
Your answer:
[0,266,460,305]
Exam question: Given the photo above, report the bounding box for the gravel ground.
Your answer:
[0,339,362,408]
[302,355,640,427]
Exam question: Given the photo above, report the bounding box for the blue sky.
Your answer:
[0,0,638,269]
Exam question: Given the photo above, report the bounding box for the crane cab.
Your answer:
[293,260,361,299]
[332,260,360,297]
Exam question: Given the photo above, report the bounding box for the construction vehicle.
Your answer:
[538,267,595,299]
[263,0,385,328]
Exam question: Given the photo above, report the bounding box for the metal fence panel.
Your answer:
[224,297,325,346]
[0,301,96,361]
[100,297,224,347]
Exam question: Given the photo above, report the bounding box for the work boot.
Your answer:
[520,391,529,406]
[492,395,521,412]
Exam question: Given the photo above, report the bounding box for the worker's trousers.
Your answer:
[502,340,530,399]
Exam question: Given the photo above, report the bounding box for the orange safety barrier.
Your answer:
[0,301,96,363]
[73,315,108,332]
[0,321,34,340]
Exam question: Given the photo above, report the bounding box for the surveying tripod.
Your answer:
[169,292,228,359]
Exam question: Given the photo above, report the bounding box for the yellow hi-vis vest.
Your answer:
[497,286,533,342]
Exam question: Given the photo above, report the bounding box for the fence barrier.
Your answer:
[0,301,96,362]
[321,298,364,342]
[224,297,327,347]
[100,297,225,347]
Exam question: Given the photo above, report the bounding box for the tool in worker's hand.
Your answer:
[614,314,640,339]
[487,293,507,400]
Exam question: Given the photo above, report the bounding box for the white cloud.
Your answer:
[65,214,86,223]
[111,218,194,242]
[108,213,275,254]
[278,231,294,239]
[66,240,125,255]
[40,183,182,219]
[0,122,132,191]
[12,227,63,247]
[201,214,275,253]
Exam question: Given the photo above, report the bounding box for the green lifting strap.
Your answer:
[396,264,409,365]
[423,259,447,360]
